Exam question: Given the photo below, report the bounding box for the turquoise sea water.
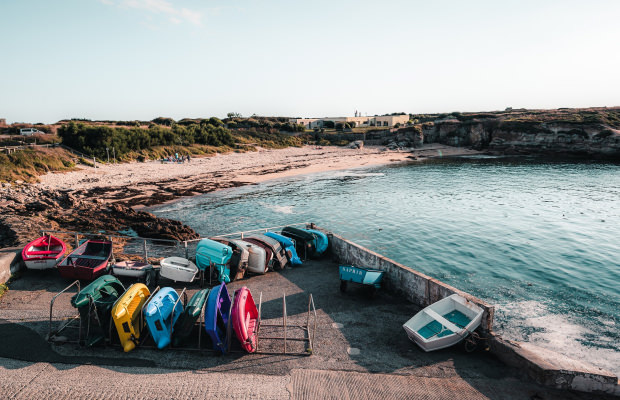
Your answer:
[149,156,620,375]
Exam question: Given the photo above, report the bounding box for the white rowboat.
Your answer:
[159,257,198,283]
[403,294,484,352]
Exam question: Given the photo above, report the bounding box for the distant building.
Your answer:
[290,114,409,129]
[0,118,6,127]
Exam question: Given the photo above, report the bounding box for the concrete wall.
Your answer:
[0,247,22,284]
[317,227,495,333]
[313,225,619,395]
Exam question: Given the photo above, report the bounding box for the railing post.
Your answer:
[74,233,79,249]
[184,241,188,259]
[143,239,148,262]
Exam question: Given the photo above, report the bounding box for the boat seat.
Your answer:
[28,250,58,255]
[423,308,462,334]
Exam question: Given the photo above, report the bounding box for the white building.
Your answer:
[290,114,409,129]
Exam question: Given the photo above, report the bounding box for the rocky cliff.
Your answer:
[393,107,620,158]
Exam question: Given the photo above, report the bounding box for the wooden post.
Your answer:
[74,233,79,249]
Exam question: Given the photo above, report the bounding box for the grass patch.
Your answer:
[0,147,79,183]
[0,283,8,298]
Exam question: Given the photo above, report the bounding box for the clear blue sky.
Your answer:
[1,0,619,123]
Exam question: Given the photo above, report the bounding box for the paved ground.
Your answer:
[0,259,602,399]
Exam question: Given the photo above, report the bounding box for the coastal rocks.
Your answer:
[422,120,493,149]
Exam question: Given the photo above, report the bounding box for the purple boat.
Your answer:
[203,283,232,354]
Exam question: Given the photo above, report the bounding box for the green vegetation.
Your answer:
[0,147,77,183]
[0,283,7,298]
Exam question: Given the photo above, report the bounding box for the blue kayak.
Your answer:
[304,229,329,256]
[196,238,233,283]
[204,283,232,354]
[144,287,183,349]
[264,232,302,265]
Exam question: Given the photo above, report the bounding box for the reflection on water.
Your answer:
[149,157,620,375]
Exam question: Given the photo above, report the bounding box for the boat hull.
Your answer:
[196,239,233,283]
[112,283,151,352]
[145,287,183,349]
[159,257,198,283]
[112,261,152,279]
[22,235,66,270]
[264,232,302,265]
[204,283,231,354]
[235,240,267,274]
[248,235,288,270]
[173,288,210,347]
[232,287,259,353]
[210,238,250,281]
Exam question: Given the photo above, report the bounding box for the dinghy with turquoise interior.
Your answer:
[402,293,483,352]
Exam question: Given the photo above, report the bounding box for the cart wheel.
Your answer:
[464,335,478,353]
[339,280,347,293]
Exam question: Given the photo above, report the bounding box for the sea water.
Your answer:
[149,156,620,375]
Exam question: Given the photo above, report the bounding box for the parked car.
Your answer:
[20,128,44,136]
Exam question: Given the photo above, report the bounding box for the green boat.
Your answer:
[70,275,126,346]
[172,288,210,347]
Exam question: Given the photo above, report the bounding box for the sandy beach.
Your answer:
[38,144,481,207]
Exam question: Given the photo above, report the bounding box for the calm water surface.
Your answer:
[149,157,620,375]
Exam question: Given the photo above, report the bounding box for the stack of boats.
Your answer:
[71,274,260,354]
[20,226,329,286]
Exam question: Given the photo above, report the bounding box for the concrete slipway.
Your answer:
[0,226,617,399]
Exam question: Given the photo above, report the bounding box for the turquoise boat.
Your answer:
[304,229,329,256]
[144,287,183,349]
[196,239,233,283]
[204,283,231,354]
[264,232,302,265]
[70,275,125,346]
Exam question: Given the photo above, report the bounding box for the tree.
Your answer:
[227,112,242,118]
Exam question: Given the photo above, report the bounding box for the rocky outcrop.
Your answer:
[0,183,199,248]
[418,114,620,158]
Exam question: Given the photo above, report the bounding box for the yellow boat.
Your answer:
[111,283,150,352]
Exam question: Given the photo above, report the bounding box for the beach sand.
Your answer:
[38,144,481,207]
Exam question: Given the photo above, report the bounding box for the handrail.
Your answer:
[49,280,81,341]
[209,222,309,240]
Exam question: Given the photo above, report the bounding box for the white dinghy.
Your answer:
[403,294,484,352]
[159,256,198,283]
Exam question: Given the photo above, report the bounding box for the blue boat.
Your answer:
[339,265,385,297]
[196,238,233,283]
[304,229,329,256]
[204,283,232,354]
[264,232,302,265]
[144,287,184,349]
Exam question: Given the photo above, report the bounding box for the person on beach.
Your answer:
[187,154,191,163]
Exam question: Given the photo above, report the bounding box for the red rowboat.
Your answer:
[57,240,113,281]
[22,235,67,270]
[232,286,259,353]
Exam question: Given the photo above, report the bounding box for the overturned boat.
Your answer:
[144,287,183,349]
[159,257,198,283]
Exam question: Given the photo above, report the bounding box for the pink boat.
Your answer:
[57,240,113,281]
[22,235,67,270]
[232,286,259,353]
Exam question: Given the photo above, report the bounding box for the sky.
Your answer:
[1,0,619,123]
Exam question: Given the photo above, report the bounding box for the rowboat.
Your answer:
[112,261,157,286]
[339,264,384,297]
[211,238,250,281]
[246,235,288,270]
[57,240,113,281]
[70,275,125,346]
[402,294,484,352]
[144,287,183,349]
[231,287,259,353]
[195,239,233,283]
[159,257,198,283]
[236,240,268,274]
[241,238,273,272]
[22,234,67,270]
[173,288,210,347]
[305,229,329,256]
[111,283,150,352]
[281,226,316,259]
[264,232,302,265]
[204,283,231,354]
